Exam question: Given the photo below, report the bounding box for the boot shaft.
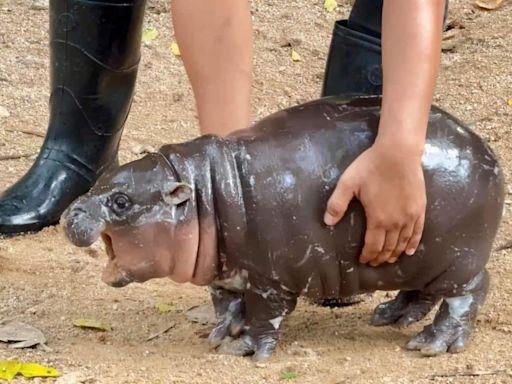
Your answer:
[44,0,147,178]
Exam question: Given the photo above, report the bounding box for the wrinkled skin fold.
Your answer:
[62,96,505,361]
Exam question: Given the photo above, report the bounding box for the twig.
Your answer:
[428,369,509,379]
[495,240,512,251]
[5,128,45,138]
[0,153,35,161]
[146,322,176,342]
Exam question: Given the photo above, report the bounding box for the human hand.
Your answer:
[323,142,426,266]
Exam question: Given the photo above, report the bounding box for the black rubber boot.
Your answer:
[322,0,448,97]
[0,0,146,236]
[322,0,383,97]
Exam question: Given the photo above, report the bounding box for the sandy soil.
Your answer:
[1,0,511,383]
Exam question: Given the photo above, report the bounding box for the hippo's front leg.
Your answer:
[208,284,245,348]
[217,276,298,361]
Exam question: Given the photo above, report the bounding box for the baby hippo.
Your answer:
[63,96,505,361]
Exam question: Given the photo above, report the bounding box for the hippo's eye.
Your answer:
[110,193,132,213]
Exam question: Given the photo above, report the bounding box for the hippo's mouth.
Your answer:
[100,233,134,288]
[101,233,115,261]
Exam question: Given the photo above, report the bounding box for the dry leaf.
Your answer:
[0,361,60,381]
[0,361,21,381]
[475,0,503,9]
[507,98,512,107]
[157,303,176,313]
[18,363,60,378]
[324,0,337,12]
[291,50,301,62]
[171,42,181,57]
[73,319,111,332]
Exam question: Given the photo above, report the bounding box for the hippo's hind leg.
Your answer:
[371,290,439,328]
[406,269,489,356]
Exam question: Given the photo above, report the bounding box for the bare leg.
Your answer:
[171,0,253,136]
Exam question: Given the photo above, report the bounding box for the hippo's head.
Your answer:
[62,153,195,287]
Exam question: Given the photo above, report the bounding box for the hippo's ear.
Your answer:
[163,182,193,205]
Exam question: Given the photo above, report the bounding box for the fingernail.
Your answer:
[405,248,415,256]
[324,213,335,226]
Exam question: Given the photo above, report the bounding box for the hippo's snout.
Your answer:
[62,196,105,247]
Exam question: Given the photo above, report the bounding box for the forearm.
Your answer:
[171,0,253,136]
[376,0,445,156]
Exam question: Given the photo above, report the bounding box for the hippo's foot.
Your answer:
[217,333,278,362]
[208,285,245,348]
[406,270,489,356]
[370,290,439,328]
[213,277,298,361]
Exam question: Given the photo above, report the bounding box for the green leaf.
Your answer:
[73,319,112,332]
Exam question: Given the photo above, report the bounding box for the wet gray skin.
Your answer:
[62,96,505,361]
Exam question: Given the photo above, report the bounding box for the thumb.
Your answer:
[324,177,355,226]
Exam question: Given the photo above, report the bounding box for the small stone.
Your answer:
[255,362,267,368]
[0,105,10,117]
[26,306,38,314]
[30,0,49,10]
[172,92,184,102]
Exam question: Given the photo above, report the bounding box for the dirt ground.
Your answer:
[1,0,511,383]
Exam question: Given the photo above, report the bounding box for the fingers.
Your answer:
[324,177,355,227]
[369,229,400,266]
[388,222,415,262]
[359,227,386,264]
[362,215,425,266]
[406,214,425,256]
